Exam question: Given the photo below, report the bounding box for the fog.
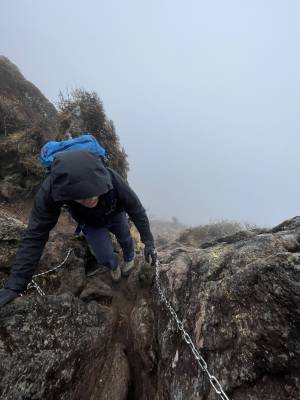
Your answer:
[1,0,299,226]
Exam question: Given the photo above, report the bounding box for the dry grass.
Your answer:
[178,220,259,246]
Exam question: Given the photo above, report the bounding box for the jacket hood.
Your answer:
[50,151,113,202]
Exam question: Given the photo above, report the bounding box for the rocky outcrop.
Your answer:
[0,211,300,399]
[0,56,60,201]
[0,294,122,400]
[155,218,300,399]
[0,56,58,137]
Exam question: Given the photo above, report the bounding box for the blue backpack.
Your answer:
[39,134,107,168]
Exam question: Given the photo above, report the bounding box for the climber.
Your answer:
[0,151,157,306]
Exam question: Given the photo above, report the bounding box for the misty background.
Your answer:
[1,0,299,227]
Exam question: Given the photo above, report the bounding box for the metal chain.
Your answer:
[27,279,46,296]
[27,248,73,296]
[33,249,73,277]
[154,258,230,400]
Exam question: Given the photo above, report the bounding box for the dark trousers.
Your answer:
[83,212,135,270]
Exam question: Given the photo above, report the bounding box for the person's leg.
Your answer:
[107,212,135,262]
[84,225,119,271]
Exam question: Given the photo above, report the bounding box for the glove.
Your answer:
[144,241,157,266]
[0,288,18,306]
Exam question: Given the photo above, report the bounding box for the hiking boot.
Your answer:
[121,259,135,277]
[110,265,122,283]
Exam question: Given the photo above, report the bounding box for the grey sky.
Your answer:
[1,0,299,226]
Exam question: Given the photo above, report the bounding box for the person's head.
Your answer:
[75,196,98,208]
[50,151,113,203]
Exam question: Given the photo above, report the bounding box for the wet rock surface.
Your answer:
[0,212,300,399]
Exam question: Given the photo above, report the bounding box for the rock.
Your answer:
[0,56,58,137]
[0,209,26,242]
[271,215,300,232]
[154,219,300,399]
[80,280,113,304]
[0,210,87,296]
[130,298,156,372]
[128,298,157,399]
[99,343,130,400]
[138,262,155,287]
[58,267,86,296]
[0,56,61,201]
[0,294,127,400]
[0,210,26,279]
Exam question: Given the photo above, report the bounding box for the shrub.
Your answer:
[57,89,129,179]
[178,220,252,246]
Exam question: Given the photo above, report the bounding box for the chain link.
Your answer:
[27,279,46,296]
[33,249,73,278]
[27,248,73,296]
[154,258,230,400]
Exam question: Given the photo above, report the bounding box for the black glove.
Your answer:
[144,241,157,266]
[0,288,18,306]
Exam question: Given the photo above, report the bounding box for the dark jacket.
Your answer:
[5,151,153,292]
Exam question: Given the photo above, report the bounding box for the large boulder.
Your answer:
[0,293,129,400]
[155,217,300,399]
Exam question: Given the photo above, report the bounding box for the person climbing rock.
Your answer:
[0,151,157,306]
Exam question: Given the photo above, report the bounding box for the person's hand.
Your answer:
[0,288,18,306]
[144,241,157,266]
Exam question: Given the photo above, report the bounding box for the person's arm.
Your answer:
[108,169,157,266]
[4,184,61,294]
[109,169,153,242]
